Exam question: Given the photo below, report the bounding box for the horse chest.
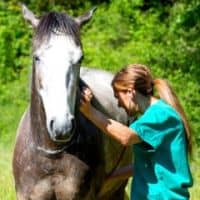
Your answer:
[27,153,91,200]
[29,175,82,200]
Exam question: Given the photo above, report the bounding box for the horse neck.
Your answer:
[30,67,60,150]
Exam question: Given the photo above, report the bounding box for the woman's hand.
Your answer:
[79,87,93,115]
[79,87,141,146]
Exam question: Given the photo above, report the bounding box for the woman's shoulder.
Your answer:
[148,99,178,115]
[140,99,182,126]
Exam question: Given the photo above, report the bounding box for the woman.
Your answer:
[80,64,193,199]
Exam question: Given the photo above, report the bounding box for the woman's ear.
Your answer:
[127,88,134,98]
[132,89,136,96]
[130,89,137,101]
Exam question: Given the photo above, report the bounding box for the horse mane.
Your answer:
[34,12,81,47]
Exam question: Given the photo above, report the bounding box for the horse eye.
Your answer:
[34,55,40,62]
[78,55,84,64]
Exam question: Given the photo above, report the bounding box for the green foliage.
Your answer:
[81,0,200,147]
[0,1,32,83]
[0,67,29,145]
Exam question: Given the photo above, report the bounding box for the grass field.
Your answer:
[0,144,199,199]
[0,146,15,200]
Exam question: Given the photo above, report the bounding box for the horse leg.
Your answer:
[98,181,128,200]
[16,192,26,200]
[54,176,97,200]
[108,181,128,200]
[29,179,54,200]
[54,176,81,200]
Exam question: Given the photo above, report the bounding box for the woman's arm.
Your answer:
[80,87,142,146]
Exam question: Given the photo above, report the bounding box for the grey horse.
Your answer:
[12,4,131,200]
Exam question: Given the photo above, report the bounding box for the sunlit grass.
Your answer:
[190,159,200,200]
[0,143,199,199]
[0,146,15,200]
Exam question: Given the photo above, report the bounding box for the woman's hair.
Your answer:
[112,64,192,153]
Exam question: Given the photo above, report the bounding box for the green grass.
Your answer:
[190,157,200,200]
[0,146,15,200]
[0,144,199,199]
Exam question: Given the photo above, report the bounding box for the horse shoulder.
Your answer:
[12,107,33,189]
[13,107,31,161]
[80,67,128,124]
[80,67,131,169]
[80,67,132,186]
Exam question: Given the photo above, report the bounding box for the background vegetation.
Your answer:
[0,0,199,199]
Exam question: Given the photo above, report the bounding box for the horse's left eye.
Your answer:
[78,55,84,64]
[34,55,40,62]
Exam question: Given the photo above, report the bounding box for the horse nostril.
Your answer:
[54,130,62,139]
[50,119,54,131]
[71,118,76,131]
[49,117,75,141]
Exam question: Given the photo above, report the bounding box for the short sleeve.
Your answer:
[130,119,165,150]
[129,103,181,150]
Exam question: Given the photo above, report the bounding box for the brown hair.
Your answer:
[112,64,192,153]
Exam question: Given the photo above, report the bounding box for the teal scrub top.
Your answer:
[129,100,193,200]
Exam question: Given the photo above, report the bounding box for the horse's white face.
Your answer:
[22,4,96,142]
[34,34,82,142]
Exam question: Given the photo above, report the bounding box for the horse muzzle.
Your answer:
[49,116,76,143]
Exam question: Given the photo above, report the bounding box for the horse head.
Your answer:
[22,4,96,143]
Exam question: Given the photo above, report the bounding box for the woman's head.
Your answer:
[111,64,153,115]
[112,64,154,97]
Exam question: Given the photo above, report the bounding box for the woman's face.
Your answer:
[114,89,138,116]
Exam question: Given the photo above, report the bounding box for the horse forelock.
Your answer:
[33,12,81,49]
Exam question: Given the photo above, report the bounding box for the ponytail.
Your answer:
[153,79,192,154]
[112,63,192,154]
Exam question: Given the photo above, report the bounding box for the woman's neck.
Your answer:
[136,93,158,114]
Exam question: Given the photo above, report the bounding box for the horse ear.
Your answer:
[75,7,97,27]
[21,4,39,28]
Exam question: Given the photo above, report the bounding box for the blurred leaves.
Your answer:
[0,0,200,147]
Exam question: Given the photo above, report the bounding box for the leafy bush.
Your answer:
[82,0,200,148]
[0,0,199,148]
[0,1,32,83]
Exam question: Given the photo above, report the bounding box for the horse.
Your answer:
[12,4,132,200]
